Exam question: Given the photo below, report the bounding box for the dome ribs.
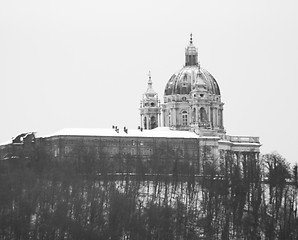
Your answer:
[164,66,221,96]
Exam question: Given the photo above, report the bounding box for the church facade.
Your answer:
[0,36,261,175]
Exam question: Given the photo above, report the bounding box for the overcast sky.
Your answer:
[1,0,297,164]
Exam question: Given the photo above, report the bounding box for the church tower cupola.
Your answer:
[139,72,161,130]
[144,72,155,98]
[185,33,199,66]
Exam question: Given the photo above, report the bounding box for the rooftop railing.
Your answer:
[221,135,260,144]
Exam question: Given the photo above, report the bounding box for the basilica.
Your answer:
[0,35,261,174]
[140,34,224,136]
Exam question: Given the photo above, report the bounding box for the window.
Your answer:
[54,145,59,157]
[112,148,117,154]
[65,146,71,155]
[131,148,136,155]
[200,107,207,123]
[144,116,147,129]
[150,116,157,129]
[193,108,196,122]
[181,87,187,94]
[182,111,188,126]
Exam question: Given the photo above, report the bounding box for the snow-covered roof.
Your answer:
[1,128,260,146]
[0,139,12,146]
[42,127,204,139]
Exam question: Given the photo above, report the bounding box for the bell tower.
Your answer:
[139,72,161,130]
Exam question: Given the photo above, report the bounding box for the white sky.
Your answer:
[1,0,297,164]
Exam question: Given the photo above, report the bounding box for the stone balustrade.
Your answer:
[221,135,260,143]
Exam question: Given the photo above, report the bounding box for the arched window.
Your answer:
[150,116,157,129]
[182,111,188,126]
[200,107,207,123]
[192,108,196,122]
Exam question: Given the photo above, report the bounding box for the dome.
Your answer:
[164,66,221,96]
[161,34,225,134]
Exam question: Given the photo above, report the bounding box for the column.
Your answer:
[210,107,213,127]
[207,106,211,127]
[220,109,223,128]
[173,107,177,126]
[162,108,165,127]
[170,108,173,126]
[215,108,218,127]
[158,113,161,127]
[146,116,149,130]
